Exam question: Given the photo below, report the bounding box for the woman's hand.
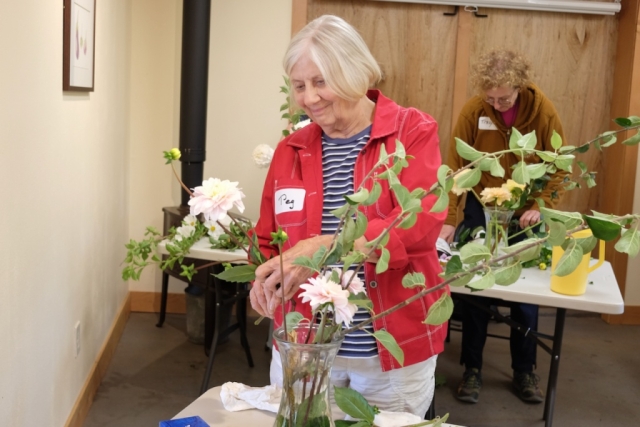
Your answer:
[439,224,456,244]
[519,209,541,229]
[250,235,333,318]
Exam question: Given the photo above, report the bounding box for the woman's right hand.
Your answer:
[439,224,456,244]
[249,235,332,318]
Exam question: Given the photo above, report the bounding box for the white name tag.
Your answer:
[275,188,306,214]
[478,116,498,130]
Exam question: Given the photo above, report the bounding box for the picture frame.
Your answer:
[63,0,96,91]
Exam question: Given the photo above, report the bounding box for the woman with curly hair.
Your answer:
[440,49,568,404]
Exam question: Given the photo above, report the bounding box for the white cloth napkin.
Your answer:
[219,382,282,412]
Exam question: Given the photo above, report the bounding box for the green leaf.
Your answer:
[615,226,640,257]
[292,255,320,273]
[554,154,574,172]
[500,239,541,263]
[584,215,622,241]
[512,161,530,185]
[394,139,406,159]
[430,188,449,213]
[575,235,598,254]
[373,330,404,366]
[575,144,590,154]
[379,168,400,187]
[334,387,376,423]
[477,157,494,172]
[540,207,583,230]
[214,264,257,283]
[342,217,356,245]
[342,251,367,270]
[391,183,411,211]
[334,421,359,427]
[376,248,390,274]
[489,159,505,178]
[402,272,426,288]
[550,130,563,150]
[553,240,584,277]
[467,270,496,291]
[312,246,328,268]
[362,181,381,206]
[444,255,463,274]
[348,292,374,311]
[325,242,343,265]
[378,144,388,163]
[614,117,632,127]
[284,312,304,331]
[494,261,522,286]
[448,271,474,287]
[537,151,558,162]
[460,242,491,263]
[331,203,351,218]
[424,293,454,325]
[345,188,370,205]
[455,138,483,161]
[519,131,538,151]
[546,220,567,246]
[397,212,418,229]
[526,163,547,180]
[354,211,368,240]
[456,167,482,189]
[437,164,451,187]
[622,131,640,146]
[509,128,524,150]
[600,131,617,148]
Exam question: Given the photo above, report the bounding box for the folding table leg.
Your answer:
[200,276,222,394]
[543,308,566,427]
[236,284,254,367]
[156,272,170,327]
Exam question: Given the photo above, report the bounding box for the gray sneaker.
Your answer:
[457,368,482,403]
[513,371,544,403]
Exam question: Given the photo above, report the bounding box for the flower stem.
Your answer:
[278,241,288,341]
[215,219,251,257]
[170,161,193,197]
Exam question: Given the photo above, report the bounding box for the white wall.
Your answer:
[0,0,131,425]
[129,0,292,295]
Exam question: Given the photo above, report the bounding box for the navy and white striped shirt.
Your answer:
[321,126,378,358]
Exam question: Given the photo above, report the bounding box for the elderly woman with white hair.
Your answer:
[249,15,447,416]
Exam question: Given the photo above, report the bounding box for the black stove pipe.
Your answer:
[178,0,211,207]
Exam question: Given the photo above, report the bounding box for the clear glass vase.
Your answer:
[273,323,343,427]
[483,206,514,257]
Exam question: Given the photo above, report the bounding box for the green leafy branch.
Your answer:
[334,387,449,427]
[280,76,307,137]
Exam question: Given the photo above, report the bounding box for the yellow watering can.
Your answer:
[550,229,605,296]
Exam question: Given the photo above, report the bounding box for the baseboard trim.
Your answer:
[602,305,640,324]
[64,292,131,427]
[130,290,186,314]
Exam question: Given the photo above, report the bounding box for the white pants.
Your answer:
[270,348,437,418]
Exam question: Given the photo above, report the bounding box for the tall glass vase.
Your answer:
[273,323,343,427]
[483,206,514,257]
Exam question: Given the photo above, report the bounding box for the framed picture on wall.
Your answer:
[63,0,96,91]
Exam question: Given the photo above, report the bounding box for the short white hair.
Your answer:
[283,15,382,102]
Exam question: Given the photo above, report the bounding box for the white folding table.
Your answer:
[173,385,464,426]
[449,261,624,427]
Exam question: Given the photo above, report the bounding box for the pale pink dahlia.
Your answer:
[299,275,356,327]
[188,178,245,221]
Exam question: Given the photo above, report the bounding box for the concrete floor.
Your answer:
[84,309,640,427]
